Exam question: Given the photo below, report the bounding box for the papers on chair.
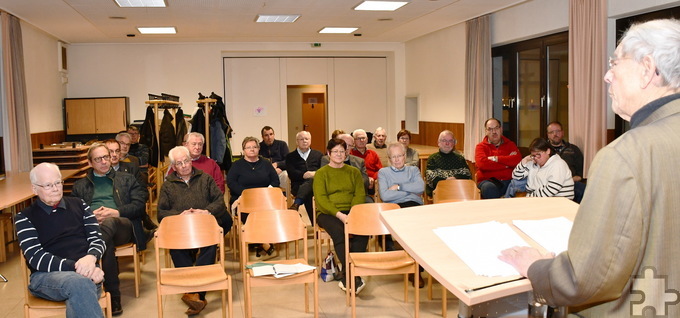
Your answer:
[248,262,316,278]
[512,217,573,255]
[433,221,529,277]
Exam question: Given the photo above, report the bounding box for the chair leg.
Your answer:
[314,271,319,318]
[415,270,420,318]
[404,274,409,302]
[157,289,163,318]
[351,268,357,318]
[304,282,309,313]
[428,274,433,300]
[442,284,447,318]
[133,250,141,298]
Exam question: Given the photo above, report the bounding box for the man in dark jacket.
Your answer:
[72,142,148,316]
[285,131,323,221]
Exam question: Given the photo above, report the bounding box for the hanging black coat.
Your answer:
[209,93,233,171]
[175,107,187,146]
[140,106,158,167]
[159,109,177,159]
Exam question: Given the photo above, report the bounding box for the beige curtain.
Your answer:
[1,12,32,176]
[568,0,607,177]
[464,15,491,160]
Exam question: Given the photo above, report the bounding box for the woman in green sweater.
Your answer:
[314,138,367,294]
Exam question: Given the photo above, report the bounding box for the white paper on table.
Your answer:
[512,217,573,255]
[433,221,530,277]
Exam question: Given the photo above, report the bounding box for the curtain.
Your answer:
[568,0,607,177]
[464,15,491,160]
[1,12,32,176]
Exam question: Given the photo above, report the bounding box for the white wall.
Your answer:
[490,0,569,46]
[21,21,67,133]
[405,23,467,124]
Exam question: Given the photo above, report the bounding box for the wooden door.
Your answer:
[302,93,326,152]
[95,98,127,133]
[65,99,96,134]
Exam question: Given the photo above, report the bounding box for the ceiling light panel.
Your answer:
[256,15,300,23]
[115,0,166,8]
[319,27,358,34]
[354,1,408,11]
[138,27,176,34]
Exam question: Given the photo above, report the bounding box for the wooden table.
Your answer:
[380,197,579,316]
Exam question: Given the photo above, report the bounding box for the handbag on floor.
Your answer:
[320,251,339,282]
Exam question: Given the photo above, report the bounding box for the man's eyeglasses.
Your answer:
[439,139,455,144]
[173,159,191,167]
[330,150,345,155]
[92,155,111,163]
[118,142,131,147]
[486,126,501,132]
[389,154,405,160]
[34,180,64,190]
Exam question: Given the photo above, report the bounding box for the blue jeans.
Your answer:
[503,178,527,198]
[478,179,511,199]
[29,271,104,318]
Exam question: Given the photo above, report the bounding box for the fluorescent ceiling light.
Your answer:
[319,27,358,34]
[137,27,176,34]
[256,15,300,23]
[115,0,166,7]
[354,1,408,11]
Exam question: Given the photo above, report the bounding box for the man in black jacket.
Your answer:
[285,131,323,221]
[72,143,148,316]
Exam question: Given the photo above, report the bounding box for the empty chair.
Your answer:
[154,214,232,318]
[233,187,287,261]
[241,209,318,317]
[345,203,419,318]
[432,179,480,203]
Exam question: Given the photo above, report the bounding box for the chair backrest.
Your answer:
[238,187,286,213]
[241,209,306,244]
[155,214,223,250]
[346,203,400,236]
[432,179,480,203]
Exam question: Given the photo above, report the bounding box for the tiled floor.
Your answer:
[0,214,460,318]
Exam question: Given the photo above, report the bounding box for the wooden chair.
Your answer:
[241,209,318,318]
[19,255,112,318]
[154,214,232,318]
[233,187,287,263]
[114,243,141,297]
[432,179,480,203]
[345,203,419,318]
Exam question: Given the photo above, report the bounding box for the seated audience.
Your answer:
[157,146,230,316]
[168,132,225,193]
[314,138,367,295]
[379,143,424,208]
[547,121,586,202]
[16,163,107,318]
[397,129,420,167]
[505,138,574,199]
[286,131,323,220]
[331,129,345,139]
[227,136,280,212]
[367,127,389,167]
[72,142,148,315]
[115,132,140,166]
[104,139,146,187]
[425,130,471,197]
[259,126,290,188]
[474,118,522,199]
[126,125,150,168]
[351,129,383,193]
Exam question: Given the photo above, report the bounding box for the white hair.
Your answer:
[353,129,366,137]
[184,132,205,143]
[30,162,61,184]
[168,146,190,165]
[619,19,680,89]
[387,142,406,157]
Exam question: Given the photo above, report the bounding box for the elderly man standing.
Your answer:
[168,132,225,193]
[500,19,680,316]
[425,130,471,197]
[16,163,106,318]
[351,129,383,194]
[367,127,389,167]
[286,131,323,220]
[72,143,148,315]
[158,146,230,315]
[474,118,521,199]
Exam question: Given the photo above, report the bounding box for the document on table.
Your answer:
[512,217,573,255]
[250,263,316,278]
[433,221,529,277]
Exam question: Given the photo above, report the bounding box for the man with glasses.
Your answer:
[351,129,383,195]
[104,139,145,187]
[115,132,140,167]
[126,125,150,169]
[547,121,585,202]
[72,143,149,316]
[425,130,472,197]
[16,163,106,317]
[367,127,389,167]
[286,131,323,220]
[474,118,521,199]
[168,132,225,193]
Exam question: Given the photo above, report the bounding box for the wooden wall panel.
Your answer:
[401,121,465,152]
[31,130,66,149]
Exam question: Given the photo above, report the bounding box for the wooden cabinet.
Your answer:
[64,97,129,135]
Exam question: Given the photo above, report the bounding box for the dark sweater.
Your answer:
[259,139,289,170]
[16,197,105,272]
[157,168,228,227]
[227,157,280,204]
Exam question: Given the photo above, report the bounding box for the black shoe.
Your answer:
[408,273,424,288]
[144,228,156,243]
[111,296,123,316]
[142,213,158,230]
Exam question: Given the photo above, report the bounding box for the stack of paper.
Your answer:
[250,263,316,278]
[512,217,573,254]
[433,221,529,277]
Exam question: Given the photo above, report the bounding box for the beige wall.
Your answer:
[21,21,67,133]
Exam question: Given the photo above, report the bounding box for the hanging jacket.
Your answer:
[159,109,176,159]
[140,105,158,167]
[210,92,234,171]
[175,107,187,146]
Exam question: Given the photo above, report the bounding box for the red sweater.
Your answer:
[474,136,521,183]
[351,148,383,179]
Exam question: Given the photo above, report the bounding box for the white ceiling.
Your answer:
[0,0,527,44]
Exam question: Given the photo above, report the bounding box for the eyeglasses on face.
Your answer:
[34,180,64,190]
[530,152,545,159]
[173,158,191,167]
[398,136,410,141]
[92,155,111,163]
[330,150,345,155]
[486,126,501,132]
[389,154,405,160]
[439,139,455,144]
[244,146,259,150]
